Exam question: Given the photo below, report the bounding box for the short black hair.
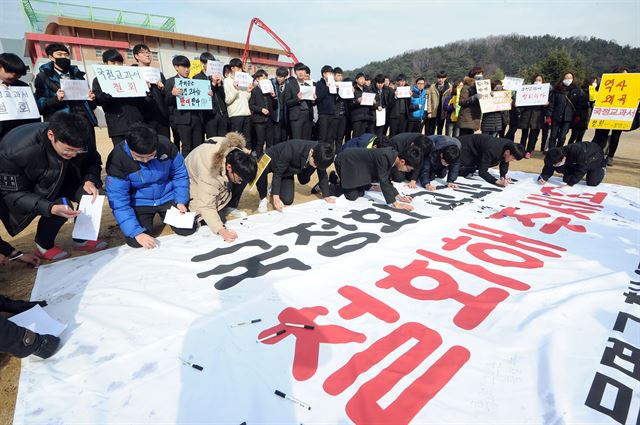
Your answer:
[0,53,27,76]
[254,69,268,79]
[437,70,447,78]
[172,55,190,68]
[102,49,124,64]
[226,149,257,183]
[416,76,425,84]
[374,74,385,84]
[364,74,371,81]
[398,146,423,169]
[312,143,335,169]
[229,58,243,69]
[504,142,524,160]
[223,65,231,75]
[45,43,69,56]
[276,67,289,77]
[126,123,159,154]
[355,72,365,80]
[333,67,343,75]
[293,62,306,72]
[321,65,333,75]
[200,52,215,64]
[545,147,565,165]
[132,44,150,56]
[441,145,460,164]
[396,74,407,82]
[376,136,391,148]
[48,112,91,148]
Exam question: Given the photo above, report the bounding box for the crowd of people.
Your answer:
[0,43,635,359]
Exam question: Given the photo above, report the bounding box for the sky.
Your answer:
[1,0,639,77]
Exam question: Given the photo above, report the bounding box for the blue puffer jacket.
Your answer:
[105,137,189,238]
[409,86,427,121]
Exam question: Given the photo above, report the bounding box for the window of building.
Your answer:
[95,48,103,57]
[152,52,159,61]
[126,49,134,60]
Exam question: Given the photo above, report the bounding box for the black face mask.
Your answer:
[54,57,71,72]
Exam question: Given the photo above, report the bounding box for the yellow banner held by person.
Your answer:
[588,73,640,130]
[248,153,271,190]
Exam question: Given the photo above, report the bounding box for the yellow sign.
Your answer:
[588,73,640,130]
[248,153,271,190]
[189,59,204,78]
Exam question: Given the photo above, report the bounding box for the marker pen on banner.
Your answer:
[274,390,311,410]
[231,319,262,328]
[284,323,314,330]
[61,197,70,210]
[256,329,286,343]
[179,357,204,371]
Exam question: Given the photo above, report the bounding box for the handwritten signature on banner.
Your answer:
[188,183,623,424]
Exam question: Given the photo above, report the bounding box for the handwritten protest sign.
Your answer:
[515,83,550,107]
[588,73,640,130]
[480,91,512,113]
[502,76,524,91]
[92,65,148,98]
[396,86,411,98]
[176,79,212,110]
[205,60,224,77]
[328,74,337,94]
[138,67,161,84]
[475,79,492,98]
[258,79,274,94]
[338,82,354,99]
[60,79,89,101]
[0,86,40,122]
[235,72,252,89]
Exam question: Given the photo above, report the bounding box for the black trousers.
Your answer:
[110,135,126,146]
[427,117,445,135]
[584,166,606,186]
[124,201,197,248]
[147,119,171,139]
[204,113,229,138]
[253,121,274,157]
[256,163,313,205]
[458,165,478,178]
[352,121,372,138]
[408,120,424,134]
[273,120,287,145]
[520,128,542,153]
[229,116,251,145]
[389,116,408,136]
[290,117,312,140]
[317,115,338,145]
[175,115,204,157]
[567,128,586,145]
[549,121,571,149]
[594,129,623,158]
[458,128,475,136]
[334,115,347,153]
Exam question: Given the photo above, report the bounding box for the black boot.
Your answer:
[0,317,60,359]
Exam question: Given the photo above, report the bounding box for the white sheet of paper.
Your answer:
[259,79,274,94]
[0,86,40,122]
[60,79,89,100]
[205,61,224,77]
[92,64,148,98]
[328,75,337,94]
[163,206,196,229]
[396,86,411,98]
[235,72,252,88]
[376,108,386,126]
[72,195,105,241]
[337,82,354,99]
[300,85,315,100]
[139,67,161,84]
[9,305,67,337]
[502,76,524,91]
[360,92,375,106]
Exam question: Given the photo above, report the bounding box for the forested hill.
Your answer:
[346,34,640,84]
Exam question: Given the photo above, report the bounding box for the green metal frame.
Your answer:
[21,0,177,32]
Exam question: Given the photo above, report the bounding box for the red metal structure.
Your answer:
[242,17,298,73]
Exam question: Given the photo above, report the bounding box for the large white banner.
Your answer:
[13,172,640,425]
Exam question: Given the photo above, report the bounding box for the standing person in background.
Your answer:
[249,69,275,158]
[566,76,596,145]
[224,58,253,146]
[350,73,375,137]
[164,55,207,157]
[271,67,289,145]
[333,68,349,152]
[517,75,547,158]
[132,44,170,139]
[316,65,338,145]
[193,52,228,138]
[284,62,313,140]
[92,49,145,146]
[546,71,587,149]
[388,74,410,136]
[457,66,484,136]
[444,80,462,137]
[480,80,505,137]
[0,53,41,141]
[426,71,451,136]
[408,77,427,134]
[593,67,630,166]
[373,74,391,138]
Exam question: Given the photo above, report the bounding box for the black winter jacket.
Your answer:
[540,141,604,186]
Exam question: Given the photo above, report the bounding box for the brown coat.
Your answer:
[184,132,247,234]
[426,82,452,117]
[457,77,482,131]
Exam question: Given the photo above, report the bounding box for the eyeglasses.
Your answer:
[137,51,152,56]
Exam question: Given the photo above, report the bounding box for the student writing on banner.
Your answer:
[316,65,338,145]
[546,71,588,149]
[458,134,524,186]
[92,49,145,146]
[389,132,432,188]
[418,135,462,191]
[0,53,41,141]
[33,44,98,141]
[0,112,107,261]
[165,56,205,157]
[193,52,228,138]
[538,142,606,187]
[516,74,548,158]
[388,74,410,136]
[458,67,484,135]
[408,77,428,134]
[351,73,376,137]
[105,124,196,249]
[185,132,256,242]
[224,58,253,148]
[256,140,335,213]
[249,69,275,158]
[132,44,171,139]
[426,70,452,136]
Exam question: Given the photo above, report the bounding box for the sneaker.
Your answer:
[257,198,268,213]
[606,157,613,166]
[222,207,248,219]
[34,244,70,261]
[74,239,108,252]
[524,152,531,159]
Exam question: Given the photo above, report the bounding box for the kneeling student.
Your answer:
[458,134,524,186]
[106,124,195,249]
[419,135,461,191]
[185,132,257,243]
[538,142,606,187]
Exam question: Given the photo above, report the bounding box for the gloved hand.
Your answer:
[13,329,61,359]
[1,297,47,314]
[545,116,552,126]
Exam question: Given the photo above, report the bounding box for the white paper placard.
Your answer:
[396,86,411,98]
[92,65,148,98]
[60,79,89,100]
[360,92,375,106]
[0,86,40,121]
[300,85,316,101]
[138,67,161,84]
[234,72,252,89]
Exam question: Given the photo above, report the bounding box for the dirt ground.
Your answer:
[1,128,638,423]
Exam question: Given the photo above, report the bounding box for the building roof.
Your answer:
[43,16,286,56]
